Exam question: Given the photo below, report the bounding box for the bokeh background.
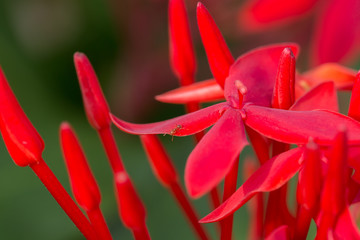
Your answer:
[0,0,359,239]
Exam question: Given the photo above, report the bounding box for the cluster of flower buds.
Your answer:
[1,0,360,240]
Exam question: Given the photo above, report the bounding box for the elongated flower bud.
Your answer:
[74,52,111,130]
[114,172,147,230]
[348,71,360,121]
[0,67,44,167]
[140,135,178,186]
[297,138,322,212]
[60,122,101,211]
[169,0,196,86]
[272,48,296,110]
[197,2,234,88]
[321,127,347,216]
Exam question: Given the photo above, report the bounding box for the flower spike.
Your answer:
[169,0,196,86]
[197,2,234,88]
[60,122,112,240]
[0,67,44,167]
[272,48,296,110]
[74,52,111,131]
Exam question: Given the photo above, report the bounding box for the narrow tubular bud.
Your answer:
[272,48,296,110]
[60,122,101,211]
[348,71,360,121]
[0,67,44,167]
[74,52,111,130]
[321,127,347,216]
[169,0,196,85]
[196,2,234,88]
[140,135,178,186]
[114,172,147,230]
[297,138,322,212]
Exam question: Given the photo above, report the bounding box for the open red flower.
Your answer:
[110,43,360,199]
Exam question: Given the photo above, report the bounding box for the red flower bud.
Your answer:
[272,48,296,110]
[196,2,234,88]
[60,122,101,211]
[168,0,196,85]
[74,52,111,130]
[140,135,178,187]
[114,172,147,230]
[0,67,44,167]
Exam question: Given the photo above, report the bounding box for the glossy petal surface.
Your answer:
[111,102,228,136]
[244,105,360,145]
[201,148,303,223]
[225,43,299,108]
[185,108,248,198]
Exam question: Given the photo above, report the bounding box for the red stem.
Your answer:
[170,182,210,240]
[220,156,239,240]
[87,208,113,240]
[30,159,98,240]
[98,127,125,174]
[132,224,151,240]
[264,141,293,236]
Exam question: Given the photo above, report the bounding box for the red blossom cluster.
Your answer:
[1,0,360,240]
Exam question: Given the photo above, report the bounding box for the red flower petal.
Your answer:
[311,0,360,65]
[224,43,299,108]
[238,0,319,32]
[290,82,338,112]
[197,2,234,88]
[297,63,357,92]
[74,52,111,130]
[243,105,360,145]
[334,207,360,239]
[111,102,229,136]
[200,148,303,223]
[0,68,44,167]
[185,108,248,198]
[155,79,224,104]
[168,0,196,85]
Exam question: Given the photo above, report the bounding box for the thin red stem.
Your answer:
[30,158,98,240]
[170,182,210,240]
[87,208,112,240]
[98,127,125,174]
[220,156,239,240]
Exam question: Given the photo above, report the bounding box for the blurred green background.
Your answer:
[0,0,358,239]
